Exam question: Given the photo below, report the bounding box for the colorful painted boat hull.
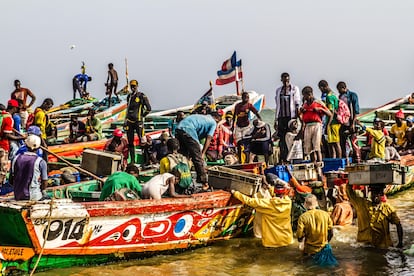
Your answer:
[0,191,252,273]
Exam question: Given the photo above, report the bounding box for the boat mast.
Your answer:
[125,58,130,93]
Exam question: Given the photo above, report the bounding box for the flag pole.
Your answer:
[240,63,245,92]
[235,66,240,96]
[125,57,130,93]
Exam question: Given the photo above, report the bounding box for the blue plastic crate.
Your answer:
[264,165,292,182]
[322,158,350,173]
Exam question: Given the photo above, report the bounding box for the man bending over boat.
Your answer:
[10,135,49,201]
[175,111,223,191]
[100,164,142,201]
[124,79,152,164]
[231,173,294,248]
[141,171,191,200]
[347,184,403,249]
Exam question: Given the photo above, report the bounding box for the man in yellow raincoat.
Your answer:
[347,184,403,249]
[231,173,293,248]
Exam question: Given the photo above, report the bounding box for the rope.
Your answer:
[29,198,54,276]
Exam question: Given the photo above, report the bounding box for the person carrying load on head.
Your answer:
[231,173,293,248]
[346,184,403,249]
[123,80,152,164]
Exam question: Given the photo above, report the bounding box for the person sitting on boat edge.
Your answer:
[175,111,222,191]
[104,128,129,169]
[384,136,400,161]
[99,164,142,201]
[10,135,49,201]
[233,91,262,163]
[297,194,338,266]
[346,184,403,249]
[249,119,273,165]
[85,109,103,141]
[231,173,294,248]
[64,114,87,143]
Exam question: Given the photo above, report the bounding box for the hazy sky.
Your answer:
[1,0,414,110]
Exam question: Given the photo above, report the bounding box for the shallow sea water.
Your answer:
[37,187,414,276]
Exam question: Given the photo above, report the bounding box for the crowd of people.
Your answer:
[0,69,408,267]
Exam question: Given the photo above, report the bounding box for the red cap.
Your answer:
[113,128,123,137]
[7,99,19,108]
[395,110,405,119]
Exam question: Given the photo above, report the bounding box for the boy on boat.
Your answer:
[274,72,301,164]
[104,128,129,169]
[233,91,262,163]
[105,63,119,106]
[11,79,36,129]
[298,86,332,178]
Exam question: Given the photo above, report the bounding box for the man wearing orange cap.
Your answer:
[390,109,407,150]
[0,100,27,184]
[124,80,152,164]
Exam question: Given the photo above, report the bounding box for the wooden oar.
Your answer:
[41,145,105,183]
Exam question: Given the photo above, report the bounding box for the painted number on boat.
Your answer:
[44,219,87,241]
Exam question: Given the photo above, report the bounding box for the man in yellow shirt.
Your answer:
[34,98,54,141]
[356,118,386,160]
[231,174,293,248]
[297,194,337,266]
[346,184,403,249]
[390,110,407,150]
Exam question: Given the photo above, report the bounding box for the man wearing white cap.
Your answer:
[10,135,48,200]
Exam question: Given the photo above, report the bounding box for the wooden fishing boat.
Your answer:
[0,189,252,274]
[47,128,168,162]
[146,90,266,134]
[343,93,414,194]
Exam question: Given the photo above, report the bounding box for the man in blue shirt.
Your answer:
[72,64,92,99]
[175,111,222,190]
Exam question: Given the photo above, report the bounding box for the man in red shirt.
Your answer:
[232,92,262,163]
[11,80,36,129]
[0,99,26,184]
[299,86,332,166]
